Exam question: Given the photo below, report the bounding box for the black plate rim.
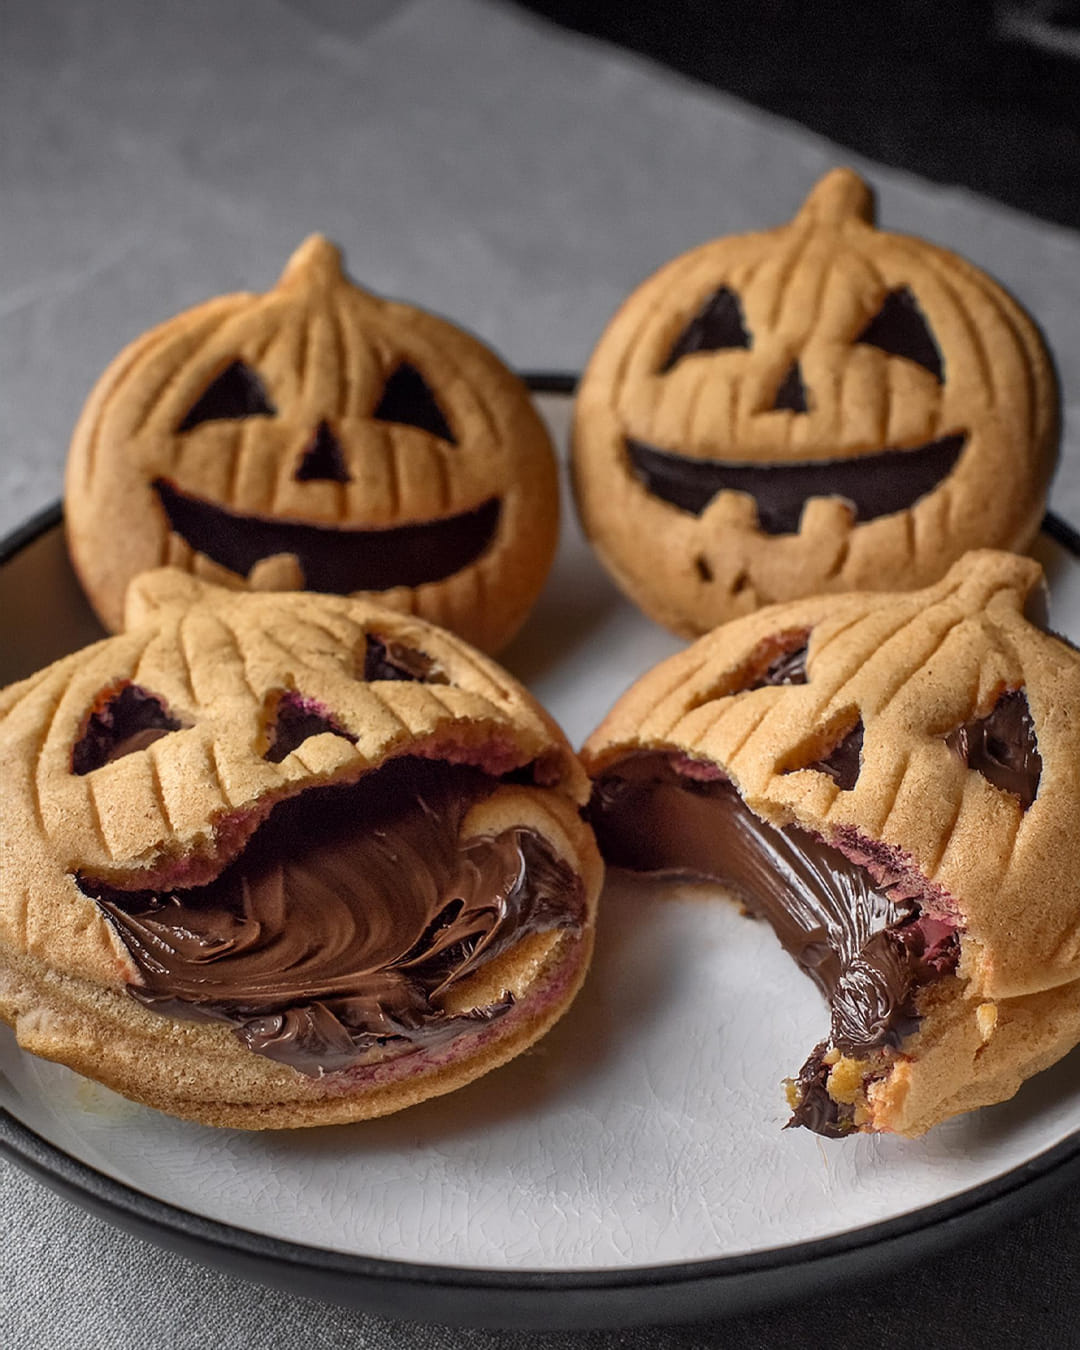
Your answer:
[2,370,1079,1329]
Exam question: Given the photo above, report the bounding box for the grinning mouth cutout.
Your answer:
[625,433,967,535]
[153,479,501,592]
[74,756,584,1077]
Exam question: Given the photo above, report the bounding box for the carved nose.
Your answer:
[772,361,809,414]
[294,421,351,483]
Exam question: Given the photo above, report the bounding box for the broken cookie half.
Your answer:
[583,551,1080,1138]
[0,569,601,1128]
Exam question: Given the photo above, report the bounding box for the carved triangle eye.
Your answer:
[782,718,863,790]
[361,635,449,684]
[371,362,456,443]
[294,421,351,483]
[772,361,809,413]
[263,693,355,764]
[856,288,943,382]
[178,360,276,431]
[662,286,751,372]
[807,720,864,791]
[945,689,1041,809]
[72,685,188,774]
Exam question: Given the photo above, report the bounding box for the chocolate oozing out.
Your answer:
[772,361,809,414]
[153,479,501,592]
[662,286,750,371]
[372,362,456,443]
[856,287,944,382]
[76,757,585,1076]
[263,693,355,764]
[294,421,351,483]
[72,685,187,775]
[587,752,958,1136]
[802,720,864,791]
[945,688,1041,810]
[626,433,967,532]
[178,360,276,431]
[362,635,449,684]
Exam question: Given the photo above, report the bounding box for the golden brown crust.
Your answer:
[582,550,1080,1135]
[65,235,559,654]
[573,168,1059,636]
[0,574,601,1127]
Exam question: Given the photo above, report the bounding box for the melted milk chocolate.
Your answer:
[78,758,584,1075]
[588,753,956,1068]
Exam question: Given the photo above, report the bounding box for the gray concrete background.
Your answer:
[3,1,1080,1345]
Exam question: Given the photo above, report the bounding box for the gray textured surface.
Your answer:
[3,0,1080,1344]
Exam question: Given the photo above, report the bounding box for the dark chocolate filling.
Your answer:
[803,720,864,791]
[362,635,449,684]
[153,479,501,592]
[625,432,966,533]
[945,688,1041,810]
[76,757,584,1076]
[263,693,355,764]
[587,752,958,1137]
[750,640,809,690]
[72,684,187,775]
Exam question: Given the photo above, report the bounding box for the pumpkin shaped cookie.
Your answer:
[573,169,1058,635]
[583,551,1080,1137]
[0,570,601,1128]
[65,236,559,653]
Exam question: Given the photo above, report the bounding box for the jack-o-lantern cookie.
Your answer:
[583,551,1080,1137]
[65,236,559,653]
[573,169,1058,635]
[0,570,601,1128]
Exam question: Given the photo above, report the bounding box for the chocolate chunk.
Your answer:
[72,685,186,775]
[945,688,1041,810]
[153,479,500,592]
[77,757,584,1076]
[625,433,966,532]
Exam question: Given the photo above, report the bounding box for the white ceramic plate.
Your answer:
[2,381,1080,1328]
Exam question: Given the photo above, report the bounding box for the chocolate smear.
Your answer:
[77,757,584,1076]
